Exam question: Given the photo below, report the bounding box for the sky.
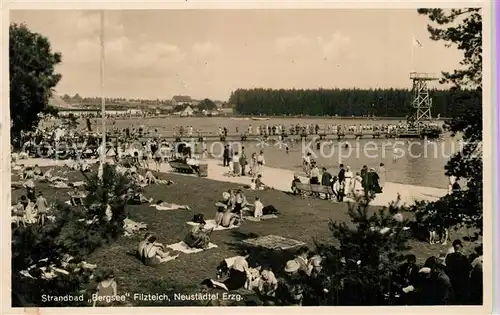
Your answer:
[10,9,465,101]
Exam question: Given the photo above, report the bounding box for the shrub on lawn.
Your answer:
[405,192,482,242]
[314,195,411,306]
[11,163,137,307]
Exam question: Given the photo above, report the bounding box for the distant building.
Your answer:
[180,105,194,117]
[202,109,219,116]
[127,109,143,115]
[172,95,195,106]
[220,107,234,115]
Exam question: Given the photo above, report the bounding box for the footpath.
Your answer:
[16,157,447,207]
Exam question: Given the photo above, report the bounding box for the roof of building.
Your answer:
[172,95,192,102]
[49,94,72,109]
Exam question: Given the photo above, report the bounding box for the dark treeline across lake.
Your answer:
[230,88,478,117]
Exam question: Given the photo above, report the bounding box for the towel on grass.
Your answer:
[186,219,239,231]
[151,204,190,211]
[166,241,218,254]
[123,218,147,234]
[50,182,70,189]
[72,181,85,187]
[244,214,278,222]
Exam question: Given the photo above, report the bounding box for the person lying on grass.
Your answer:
[144,171,174,186]
[140,235,179,266]
[154,200,191,210]
[126,188,153,205]
[184,220,214,250]
[39,169,63,183]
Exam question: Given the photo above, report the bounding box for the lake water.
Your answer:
[62,116,462,189]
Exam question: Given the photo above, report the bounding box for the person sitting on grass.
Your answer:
[145,170,157,184]
[203,250,252,291]
[81,160,90,172]
[255,174,271,190]
[215,192,231,224]
[217,207,240,228]
[141,235,179,266]
[138,232,153,257]
[68,187,85,206]
[257,267,278,302]
[232,189,249,220]
[92,268,118,307]
[12,197,26,227]
[23,178,36,202]
[127,188,153,205]
[33,164,43,177]
[294,247,312,276]
[22,167,35,180]
[291,175,302,195]
[184,220,214,250]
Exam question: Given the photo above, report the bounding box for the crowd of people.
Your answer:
[211,121,442,138]
[200,237,483,306]
[11,117,480,307]
[291,155,386,201]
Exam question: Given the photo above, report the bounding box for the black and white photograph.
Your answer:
[5,4,491,310]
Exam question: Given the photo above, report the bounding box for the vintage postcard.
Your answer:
[1,1,494,314]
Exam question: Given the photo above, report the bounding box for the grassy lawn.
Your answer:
[11,166,479,306]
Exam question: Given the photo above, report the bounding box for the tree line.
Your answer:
[229,88,476,117]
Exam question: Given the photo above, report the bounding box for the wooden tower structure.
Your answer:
[409,72,438,129]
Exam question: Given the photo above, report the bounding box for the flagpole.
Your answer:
[98,10,106,180]
[411,36,415,72]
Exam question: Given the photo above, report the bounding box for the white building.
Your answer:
[180,106,194,117]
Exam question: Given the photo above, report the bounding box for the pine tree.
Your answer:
[319,195,410,306]
[11,164,137,306]
[408,9,483,240]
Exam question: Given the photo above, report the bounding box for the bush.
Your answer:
[11,164,137,306]
[316,195,410,306]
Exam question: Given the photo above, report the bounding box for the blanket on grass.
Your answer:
[166,241,218,254]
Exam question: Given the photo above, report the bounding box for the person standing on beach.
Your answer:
[240,147,247,176]
[303,153,312,177]
[309,162,320,185]
[378,163,386,191]
[256,150,265,176]
[232,152,241,176]
[360,165,368,189]
[338,164,346,184]
[344,166,353,196]
[223,145,230,167]
[448,175,456,194]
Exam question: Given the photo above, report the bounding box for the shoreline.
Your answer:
[14,157,448,207]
